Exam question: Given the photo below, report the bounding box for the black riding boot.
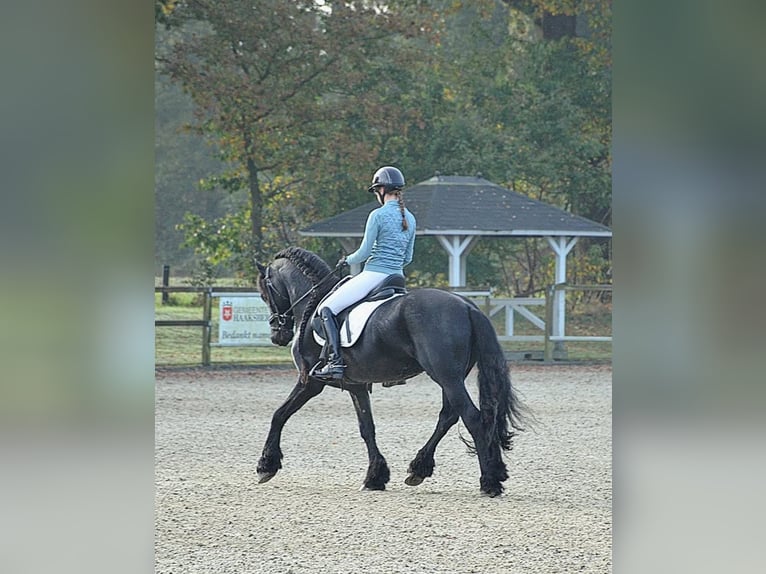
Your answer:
[313,307,346,380]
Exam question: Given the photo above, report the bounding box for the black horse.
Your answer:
[255,247,527,497]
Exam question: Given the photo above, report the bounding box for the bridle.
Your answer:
[262,260,344,332]
[263,266,295,331]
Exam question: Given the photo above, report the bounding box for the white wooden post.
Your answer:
[545,236,578,340]
[436,235,479,287]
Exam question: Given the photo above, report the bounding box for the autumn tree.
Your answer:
[156,0,425,275]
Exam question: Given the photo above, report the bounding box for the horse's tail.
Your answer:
[469,306,527,450]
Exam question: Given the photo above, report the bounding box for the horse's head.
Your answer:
[257,248,338,350]
[256,261,295,346]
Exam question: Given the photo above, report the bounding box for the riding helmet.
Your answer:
[367,166,405,193]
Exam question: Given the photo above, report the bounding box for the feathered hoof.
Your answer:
[404,474,424,486]
[257,471,277,484]
[480,486,503,498]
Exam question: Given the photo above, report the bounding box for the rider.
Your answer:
[313,166,417,380]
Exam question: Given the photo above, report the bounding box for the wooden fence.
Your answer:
[154,286,261,366]
[155,283,611,366]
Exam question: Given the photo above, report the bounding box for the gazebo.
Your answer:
[300,174,612,342]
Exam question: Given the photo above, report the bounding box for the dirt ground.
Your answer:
[156,363,612,574]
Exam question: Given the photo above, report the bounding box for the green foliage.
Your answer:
[178,211,253,277]
[501,37,611,223]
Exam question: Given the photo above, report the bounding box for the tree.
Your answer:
[154,67,245,273]
[157,0,423,273]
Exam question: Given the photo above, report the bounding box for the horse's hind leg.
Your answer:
[257,378,325,484]
[348,386,390,491]
[438,378,506,497]
[405,390,458,486]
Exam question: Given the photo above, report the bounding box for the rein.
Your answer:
[265,260,343,327]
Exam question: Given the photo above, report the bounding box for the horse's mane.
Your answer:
[273,247,337,382]
[273,247,332,285]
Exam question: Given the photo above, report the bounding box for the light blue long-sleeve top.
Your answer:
[345,199,416,275]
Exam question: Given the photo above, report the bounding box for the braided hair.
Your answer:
[393,189,408,231]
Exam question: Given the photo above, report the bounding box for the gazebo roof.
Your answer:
[300,175,612,238]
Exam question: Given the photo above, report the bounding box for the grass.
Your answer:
[154,290,611,367]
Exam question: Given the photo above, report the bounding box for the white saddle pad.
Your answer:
[313,294,404,348]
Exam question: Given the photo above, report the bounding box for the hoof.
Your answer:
[360,484,386,491]
[257,471,276,484]
[480,487,503,498]
[404,474,424,486]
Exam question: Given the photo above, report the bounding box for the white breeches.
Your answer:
[320,270,389,314]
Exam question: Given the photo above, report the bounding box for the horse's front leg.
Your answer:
[257,378,325,484]
[406,389,458,486]
[348,386,390,491]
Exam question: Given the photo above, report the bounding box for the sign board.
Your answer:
[217,294,272,346]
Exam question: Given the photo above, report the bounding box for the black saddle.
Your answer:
[365,274,406,301]
[312,274,407,337]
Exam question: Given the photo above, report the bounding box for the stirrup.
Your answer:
[311,359,346,380]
